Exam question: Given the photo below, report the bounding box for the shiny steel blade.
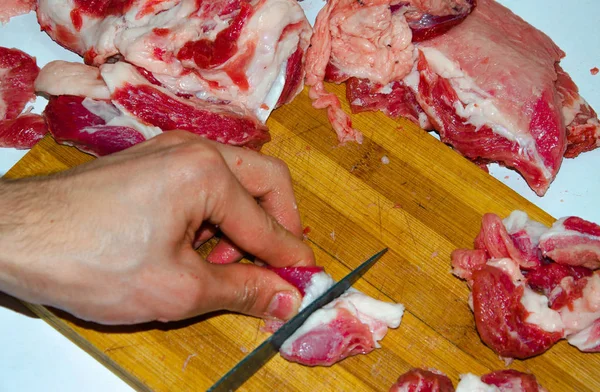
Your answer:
[207,248,389,392]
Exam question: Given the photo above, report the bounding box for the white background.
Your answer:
[1,1,599,391]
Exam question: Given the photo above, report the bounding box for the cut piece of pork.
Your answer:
[304,0,474,143]
[539,217,600,270]
[0,46,46,149]
[270,266,404,366]
[39,61,270,156]
[36,0,312,121]
[389,368,547,392]
[468,258,564,359]
[0,0,36,23]
[453,210,600,360]
[389,368,455,392]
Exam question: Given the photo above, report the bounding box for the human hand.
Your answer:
[0,131,315,325]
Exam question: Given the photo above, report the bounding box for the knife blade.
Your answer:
[207,248,389,392]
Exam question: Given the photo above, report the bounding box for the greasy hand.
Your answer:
[0,132,315,325]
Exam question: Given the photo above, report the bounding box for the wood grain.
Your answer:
[4,84,598,391]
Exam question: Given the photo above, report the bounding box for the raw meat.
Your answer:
[0,46,46,149]
[539,217,600,269]
[0,0,36,24]
[36,0,312,121]
[304,0,473,143]
[389,368,454,392]
[270,266,404,366]
[0,113,46,148]
[469,258,564,359]
[452,210,600,359]
[307,0,600,196]
[41,61,270,156]
[1,46,39,121]
[406,0,600,196]
[390,368,547,392]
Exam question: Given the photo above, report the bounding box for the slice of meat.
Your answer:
[389,368,455,392]
[36,0,312,121]
[470,259,564,360]
[304,0,472,144]
[0,0,36,23]
[271,267,404,366]
[41,61,270,155]
[101,62,270,150]
[0,47,47,149]
[405,0,600,196]
[0,47,39,121]
[539,217,600,270]
[555,64,600,158]
[0,113,46,149]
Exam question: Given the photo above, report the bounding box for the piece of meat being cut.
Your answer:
[452,210,600,360]
[36,0,312,122]
[389,368,547,392]
[0,46,46,149]
[268,266,404,366]
[0,0,36,24]
[39,61,270,156]
[404,0,600,196]
[304,0,474,143]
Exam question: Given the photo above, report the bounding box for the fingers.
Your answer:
[198,262,303,320]
[206,166,315,268]
[192,223,217,249]
[206,236,244,264]
[210,142,304,238]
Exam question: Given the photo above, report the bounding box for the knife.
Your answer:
[207,248,389,392]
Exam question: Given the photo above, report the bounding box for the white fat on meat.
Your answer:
[502,210,549,244]
[566,319,600,352]
[520,287,564,334]
[281,271,405,352]
[540,217,600,243]
[81,98,162,140]
[37,0,311,121]
[556,273,600,335]
[35,61,111,99]
[405,47,551,180]
[487,258,524,284]
[455,374,499,392]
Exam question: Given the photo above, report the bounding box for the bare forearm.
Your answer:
[0,179,52,303]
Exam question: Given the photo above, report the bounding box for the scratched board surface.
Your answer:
[5,82,599,391]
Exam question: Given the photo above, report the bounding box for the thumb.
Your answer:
[202,262,303,321]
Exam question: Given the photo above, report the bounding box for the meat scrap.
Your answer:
[306,0,600,196]
[304,0,473,143]
[390,368,547,392]
[269,266,404,366]
[452,210,600,360]
[0,46,46,149]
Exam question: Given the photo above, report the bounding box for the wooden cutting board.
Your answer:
[5,84,599,391]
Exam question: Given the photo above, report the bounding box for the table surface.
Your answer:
[1,1,599,391]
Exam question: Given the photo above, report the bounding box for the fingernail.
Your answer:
[266,291,301,321]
